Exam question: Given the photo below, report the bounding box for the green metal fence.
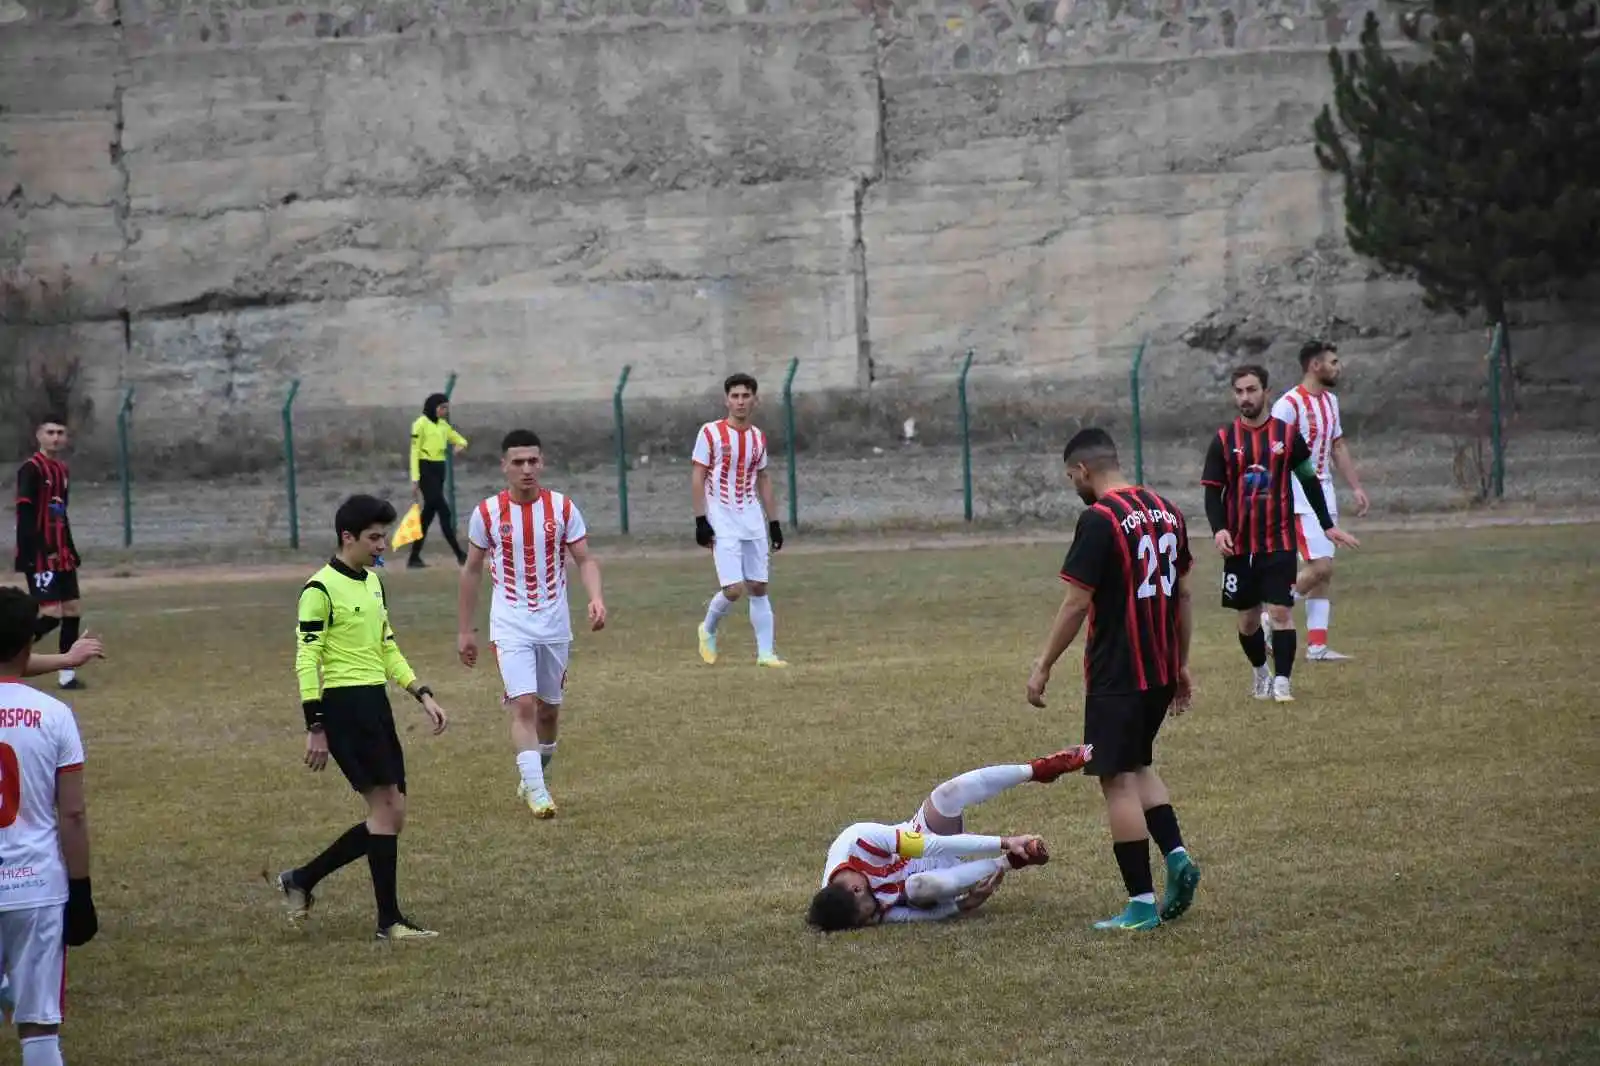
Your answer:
[102,331,1530,550]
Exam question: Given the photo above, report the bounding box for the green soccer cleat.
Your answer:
[1092,899,1161,932]
[1161,853,1201,922]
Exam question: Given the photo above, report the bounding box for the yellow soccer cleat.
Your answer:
[757,654,789,668]
[518,781,558,819]
[697,622,718,664]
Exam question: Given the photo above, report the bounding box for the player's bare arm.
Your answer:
[457,542,489,666]
[1027,581,1093,708]
[56,764,98,945]
[1331,438,1370,516]
[22,632,104,676]
[566,536,607,631]
[691,463,714,548]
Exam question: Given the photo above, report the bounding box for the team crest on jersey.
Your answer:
[1270,440,1285,455]
[543,520,557,537]
[499,522,513,537]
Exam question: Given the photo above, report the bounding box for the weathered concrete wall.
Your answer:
[3,0,1594,475]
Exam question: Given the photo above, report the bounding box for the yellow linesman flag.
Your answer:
[390,503,424,549]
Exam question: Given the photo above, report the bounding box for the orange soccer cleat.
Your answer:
[1029,745,1094,783]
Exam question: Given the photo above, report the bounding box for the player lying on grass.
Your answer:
[807,745,1093,931]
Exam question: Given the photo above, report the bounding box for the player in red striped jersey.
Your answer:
[806,746,1091,931]
[12,416,90,690]
[1203,366,1359,703]
[457,430,607,819]
[691,373,787,668]
[1270,341,1370,661]
[1026,428,1199,932]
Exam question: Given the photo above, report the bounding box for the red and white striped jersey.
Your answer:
[691,419,769,540]
[0,681,85,913]
[1272,385,1344,516]
[821,818,1006,917]
[467,489,588,645]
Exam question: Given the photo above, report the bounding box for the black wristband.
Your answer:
[413,685,433,702]
[68,876,92,898]
[302,700,324,730]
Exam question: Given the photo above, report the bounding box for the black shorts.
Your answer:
[1220,550,1297,611]
[1083,684,1177,777]
[25,569,80,605]
[322,686,407,794]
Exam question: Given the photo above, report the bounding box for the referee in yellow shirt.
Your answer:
[408,393,468,569]
[271,494,451,941]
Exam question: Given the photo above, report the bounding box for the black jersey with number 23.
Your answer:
[1060,486,1193,696]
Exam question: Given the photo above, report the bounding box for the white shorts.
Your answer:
[494,642,570,705]
[1296,508,1340,562]
[0,904,66,1025]
[713,537,769,588]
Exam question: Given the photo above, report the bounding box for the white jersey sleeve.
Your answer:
[54,709,85,772]
[563,498,588,545]
[1329,394,1344,442]
[754,432,769,472]
[1270,392,1299,428]
[691,423,714,468]
[467,503,490,551]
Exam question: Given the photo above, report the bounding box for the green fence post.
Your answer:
[614,364,633,534]
[442,372,459,518]
[958,348,975,522]
[1129,337,1148,485]
[116,387,134,547]
[782,357,800,530]
[282,378,302,549]
[1488,322,1505,500]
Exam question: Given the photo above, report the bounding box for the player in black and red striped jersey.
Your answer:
[1202,366,1359,704]
[13,415,89,690]
[1025,428,1199,932]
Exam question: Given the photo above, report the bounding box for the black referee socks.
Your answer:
[367,833,401,928]
[299,822,370,890]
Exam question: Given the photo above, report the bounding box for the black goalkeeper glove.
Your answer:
[768,520,783,551]
[64,877,98,947]
[695,516,715,548]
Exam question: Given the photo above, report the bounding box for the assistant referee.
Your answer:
[408,393,468,568]
[271,494,450,942]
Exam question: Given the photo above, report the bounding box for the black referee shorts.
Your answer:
[322,686,407,795]
[1082,683,1177,778]
[1220,550,1297,612]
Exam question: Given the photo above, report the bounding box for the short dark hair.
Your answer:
[37,414,67,429]
[501,429,542,453]
[806,883,863,933]
[1298,340,1336,370]
[1062,427,1120,471]
[1230,364,1269,390]
[334,494,397,543]
[0,588,39,663]
[724,373,758,395]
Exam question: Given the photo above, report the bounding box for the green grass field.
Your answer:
[35,524,1600,1065]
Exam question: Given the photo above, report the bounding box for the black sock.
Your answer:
[298,822,370,891]
[1112,839,1155,899]
[367,833,401,928]
[33,616,60,643]
[58,615,81,656]
[1238,627,1267,669]
[1272,626,1298,678]
[1144,804,1185,857]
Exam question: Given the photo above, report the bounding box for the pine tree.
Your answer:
[1312,0,1600,388]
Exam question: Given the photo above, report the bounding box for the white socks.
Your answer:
[904,857,1010,905]
[930,764,1032,819]
[1306,598,1331,645]
[21,1035,64,1066]
[516,749,546,792]
[748,595,776,657]
[703,592,733,634]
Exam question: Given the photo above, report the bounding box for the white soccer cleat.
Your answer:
[1272,676,1294,703]
[1307,645,1352,662]
[518,782,558,819]
[1252,666,1272,700]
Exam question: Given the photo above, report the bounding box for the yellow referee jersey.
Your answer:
[410,415,467,481]
[295,558,417,708]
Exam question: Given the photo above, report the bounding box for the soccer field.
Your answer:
[51,523,1600,1066]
